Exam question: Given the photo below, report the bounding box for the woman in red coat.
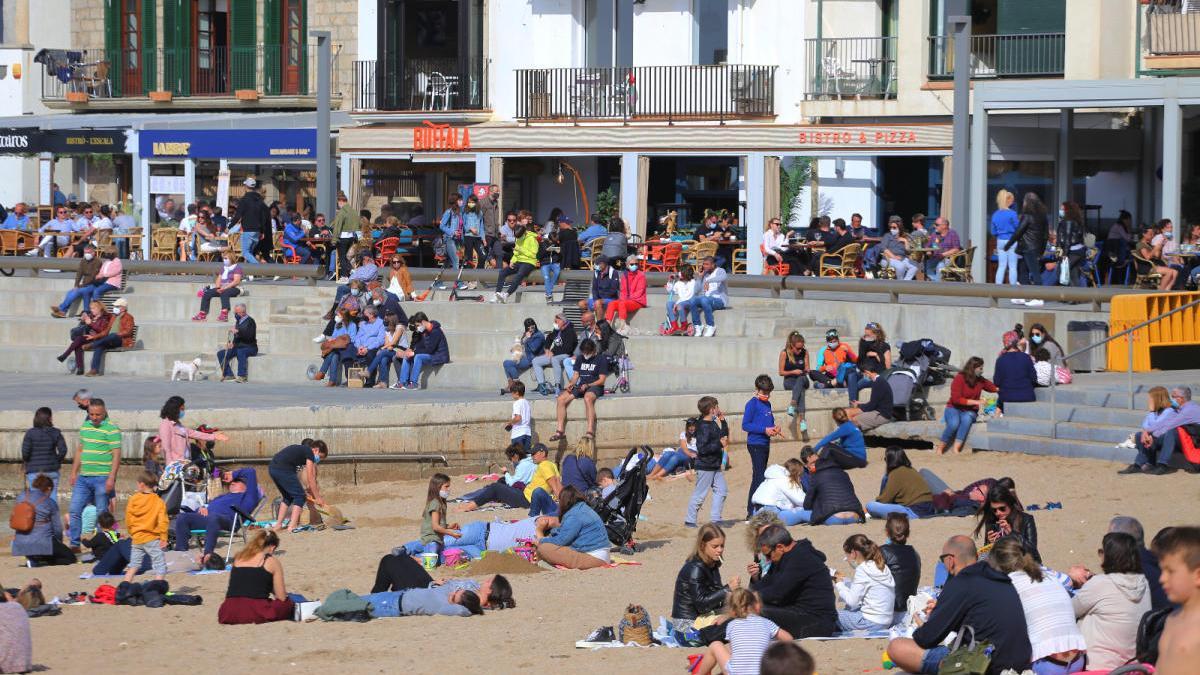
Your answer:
[937,356,998,455]
[605,254,648,325]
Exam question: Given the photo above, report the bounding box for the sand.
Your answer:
[12,441,1196,674]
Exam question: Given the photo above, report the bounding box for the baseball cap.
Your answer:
[825,329,840,340]
[559,215,573,225]
[113,298,128,308]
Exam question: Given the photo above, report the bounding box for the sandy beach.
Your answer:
[9,441,1194,675]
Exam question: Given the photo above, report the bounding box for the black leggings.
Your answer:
[760,605,835,639]
[496,262,536,294]
[469,481,530,509]
[371,553,433,593]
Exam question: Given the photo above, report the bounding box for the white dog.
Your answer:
[171,357,204,381]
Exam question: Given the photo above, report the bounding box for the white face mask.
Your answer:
[113,307,123,314]
[222,259,234,267]
[334,315,343,324]
[83,253,94,260]
[890,228,899,236]
[417,325,426,333]
[350,289,360,296]
[1058,209,1065,218]
[438,489,450,499]
[628,264,638,271]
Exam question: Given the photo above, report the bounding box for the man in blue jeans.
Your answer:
[690,256,729,338]
[217,304,258,382]
[1121,385,1200,475]
[68,398,121,549]
[742,374,781,520]
[172,468,260,565]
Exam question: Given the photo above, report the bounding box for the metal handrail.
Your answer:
[1047,295,1200,438]
[0,257,324,282]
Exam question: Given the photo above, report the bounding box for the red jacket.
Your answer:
[619,270,647,306]
[948,373,998,411]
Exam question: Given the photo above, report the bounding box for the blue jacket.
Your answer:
[814,421,865,460]
[463,210,484,237]
[741,396,776,447]
[990,208,1019,239]
[579,224,608,243]
[541,503,609,553]
[439,209,463,239]
[354,318,387,350]
[414,321,450,365]
[992,352,1037,405]
[284,222,306,247]
[591,267,620,300]
[521,331,547,361]
[207,468,261,522]
[560,455,597,492]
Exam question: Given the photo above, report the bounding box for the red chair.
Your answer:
[375,237,400,260]
[279,243,302,264]
[761,244,790,276]
[645,242,683,273]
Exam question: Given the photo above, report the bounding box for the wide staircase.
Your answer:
[975,370,1200,463]
[0,274,853,393]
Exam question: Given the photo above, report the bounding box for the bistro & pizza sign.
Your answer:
[796,125,951,150]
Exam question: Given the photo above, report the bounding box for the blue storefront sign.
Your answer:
[139,129,317,160]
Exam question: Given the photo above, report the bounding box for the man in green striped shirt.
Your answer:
[68,398,121,548]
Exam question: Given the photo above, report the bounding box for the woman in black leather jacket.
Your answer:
[671,523,738,641]
[1008,192,1049,287]
[972,483,1040,562]
[1055,201,1087,287]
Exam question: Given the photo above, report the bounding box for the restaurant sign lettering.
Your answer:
[413,121,471,151]
[796,125,950,150]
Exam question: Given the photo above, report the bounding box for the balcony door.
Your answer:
[282,0,305,94]
[193,0,229,95]
[377,0,484,110]
[119,0,143,95]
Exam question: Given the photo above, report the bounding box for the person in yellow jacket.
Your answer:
[123,471,170,582]
[328,191,359,281]
[491,217,541,304]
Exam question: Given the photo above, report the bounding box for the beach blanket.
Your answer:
[79,568,228,580]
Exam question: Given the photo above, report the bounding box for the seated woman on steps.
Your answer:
[937,356,997,455]
[192,252,243,322]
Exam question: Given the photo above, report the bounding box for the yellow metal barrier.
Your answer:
[1108,292,1200,371]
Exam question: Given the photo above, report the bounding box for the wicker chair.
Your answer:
[150,228,180,261]
[689,241,719,272]
[939,247,975,283]
[1131,253,1164,289]
[818,243,861,277]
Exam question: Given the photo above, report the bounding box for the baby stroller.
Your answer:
[588,446,652,553]
[157,461,209,517]
[887,339,954,421]
[603,330,631,394]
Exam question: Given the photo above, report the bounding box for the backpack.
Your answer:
[10,492,46,533]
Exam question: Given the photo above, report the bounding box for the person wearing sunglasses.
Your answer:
[885,534,1031,675]
[972,484,1040,563]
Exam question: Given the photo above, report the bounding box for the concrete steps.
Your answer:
[980,374,1200,462]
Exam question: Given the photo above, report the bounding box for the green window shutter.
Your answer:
[264,0,281,95]
[230,0,257,91]
[162,0,190,95]
[141,0,156,95]
[104,0,122,97]
[298,2,309,96]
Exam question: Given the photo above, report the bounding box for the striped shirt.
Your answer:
[725,614,780,675]
[78,418,121,477]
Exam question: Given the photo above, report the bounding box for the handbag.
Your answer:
[937,625,992,675]
[320,334,350,356]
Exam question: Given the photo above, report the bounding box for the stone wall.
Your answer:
[71,0,106,54]
[311,0,357,109]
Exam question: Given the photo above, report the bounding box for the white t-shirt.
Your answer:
[671,279,697,303]
[763,230,787,253]
[93,216,113,230]
[725,614,780,675]
[511,398,532,439]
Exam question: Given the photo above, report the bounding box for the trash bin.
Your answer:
[1067,321,1108,372]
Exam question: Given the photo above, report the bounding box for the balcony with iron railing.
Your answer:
[514,64,776,122]
[352,58,487,113]
[927,33,1065,79]
[1140,0,1200,73]
[36,44,340,110]
[805,37,897,100]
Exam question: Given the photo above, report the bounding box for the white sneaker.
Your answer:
[1010,298,1026,304]
[336,277,349,284]
[693,325,706,337]
[312,334,326,343]
[702,325,716,338]
[1024,299,1044,307]
[497,291,508,304]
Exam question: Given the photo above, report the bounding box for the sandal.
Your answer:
[583,431,595,440]
[547,431,566,442]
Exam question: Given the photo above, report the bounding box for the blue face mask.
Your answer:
[1031,335,1044,345]
[313,453,322,464]
[179,410,186,420]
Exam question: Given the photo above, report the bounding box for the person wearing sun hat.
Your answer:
[991,329,1037,412]
[84,297,136,377]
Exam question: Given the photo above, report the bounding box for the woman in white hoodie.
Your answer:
[835,534,896,632]
[750,459,807,525]
[1073,532,1151,670]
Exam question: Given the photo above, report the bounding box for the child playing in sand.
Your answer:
[85,512,120,560]
[418,473,460,562]
[1153,526,1200,675]
[123,472,168,583]
[699,588,793,675]
[648,418,698,482]
[685,396,730,527]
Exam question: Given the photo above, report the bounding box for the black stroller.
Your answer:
[886,339,954,421]
[588,446,652,553]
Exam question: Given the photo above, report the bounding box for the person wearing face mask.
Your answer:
[50,244,104,318]
[314,278,366,342]
[1024,323,1065,366]
[834,534,896,632]
[877,215,917,280]
[83,297,136,377]
[578,256,620,317]
[993,332,1037,414]
[156,395,227,466]
[742,375,783,520]
[845,363,894,432]
[750,525,838,638]
[1055,202,1087,287]
[491,217,539,303]
[501,317,545,395]
[368,286,407,327]
[282,211,313,264]
[604,254,647,330]
[217,304,258,382]
[809,329,857,389]
[393,312,450,390]
[601,217,630,269]
[937,356,998,455]
[192,253,244,322]
[531,314,577,396]
[268,440,329,534]
[845,322,892,405]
